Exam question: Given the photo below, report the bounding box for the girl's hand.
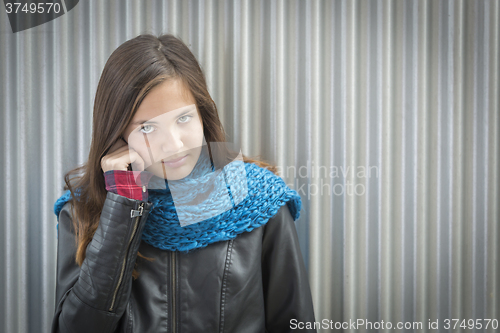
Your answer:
[101,138,146,172]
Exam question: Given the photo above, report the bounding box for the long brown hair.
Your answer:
[63,34,277,279]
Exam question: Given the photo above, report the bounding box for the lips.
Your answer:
[162,154,189,169]
[162,155,187,163]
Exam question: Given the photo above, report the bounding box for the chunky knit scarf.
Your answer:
[53,149,302,252]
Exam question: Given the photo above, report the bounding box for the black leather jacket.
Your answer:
[51,191,316,332]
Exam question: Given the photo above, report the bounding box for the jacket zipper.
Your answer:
[171,251,177,332]
[109,202,144,312]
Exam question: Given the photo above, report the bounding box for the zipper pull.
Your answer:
[130,203,144,218]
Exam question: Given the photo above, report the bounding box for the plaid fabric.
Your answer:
[104,170,155,201]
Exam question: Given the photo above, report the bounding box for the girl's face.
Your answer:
[122,79,204,181]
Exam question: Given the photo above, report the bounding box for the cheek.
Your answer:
[127,139,155,165]
[136,147,153,165]
[185,118,204,146]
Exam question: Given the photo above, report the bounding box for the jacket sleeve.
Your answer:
[51,191,153,333]
[261,204,317,333]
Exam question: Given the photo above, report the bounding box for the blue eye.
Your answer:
[139,124,155,134]
[178,115,192,123]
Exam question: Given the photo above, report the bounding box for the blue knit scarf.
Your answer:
[53,150,302,253]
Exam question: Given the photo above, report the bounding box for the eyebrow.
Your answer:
[130,108,195,126]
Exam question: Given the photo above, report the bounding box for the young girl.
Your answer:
[51,33,316,333]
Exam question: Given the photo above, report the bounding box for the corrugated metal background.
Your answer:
[1,0,498,332]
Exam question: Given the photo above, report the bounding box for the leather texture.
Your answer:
[52,191,316,333]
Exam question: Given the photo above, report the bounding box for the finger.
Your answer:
[130,151,145,172]
[103,154,128,171]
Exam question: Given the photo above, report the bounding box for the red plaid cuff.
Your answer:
[104,170,155,201]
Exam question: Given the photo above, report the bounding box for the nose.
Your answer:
[160,128,184,156]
